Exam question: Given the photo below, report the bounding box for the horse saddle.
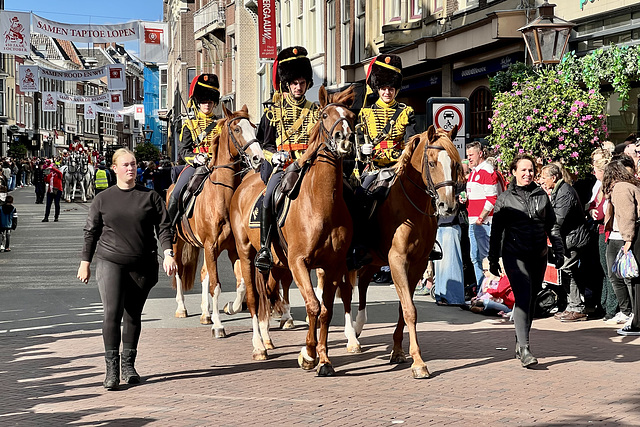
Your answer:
[179,165,210,220]
[249,191,292,230]
[351,167,397,220]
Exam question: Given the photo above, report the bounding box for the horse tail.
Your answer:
[254,269,270,321]
[179,243,200,292]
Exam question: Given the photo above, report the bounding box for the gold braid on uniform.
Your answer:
[266,92,319,159]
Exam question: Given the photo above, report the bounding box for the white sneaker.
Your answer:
[606,312,630,325]
[0,245,4,251]
[623,313,634,328]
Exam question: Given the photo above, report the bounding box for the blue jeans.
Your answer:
[434,225,465,305]
[483,299,512,313]
[8,175,16,191]
[469,223,491,287]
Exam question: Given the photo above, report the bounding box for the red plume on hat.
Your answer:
[272,46,313,92]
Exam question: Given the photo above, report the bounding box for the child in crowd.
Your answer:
[468,258,514,317]
[0,195,17,252]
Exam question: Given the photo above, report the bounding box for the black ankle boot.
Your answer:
[255,207,273,273]
[518,345,538,368]
[121,349,141,384]
[103,350,120,390]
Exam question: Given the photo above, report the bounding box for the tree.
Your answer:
[8,142,27,159]
[487,68,608,176]
[134,142,161,163]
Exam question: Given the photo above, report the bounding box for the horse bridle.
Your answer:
[318,102,353,155]
[226,115,260,169]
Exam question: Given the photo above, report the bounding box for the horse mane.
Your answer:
[206,108,251,168]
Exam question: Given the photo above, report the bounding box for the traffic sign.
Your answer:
[426,97,470,160]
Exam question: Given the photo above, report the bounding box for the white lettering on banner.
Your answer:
[32,13,138,43]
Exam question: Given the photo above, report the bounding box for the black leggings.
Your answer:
[503,252,547,347]
[96,258,158,352]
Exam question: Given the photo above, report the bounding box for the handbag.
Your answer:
[611,247,640,279]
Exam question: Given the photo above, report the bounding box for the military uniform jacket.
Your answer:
[359,99,416,167]
[257,93,319,161]
[178,109,222,166]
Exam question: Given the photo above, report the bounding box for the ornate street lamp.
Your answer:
[518,1,575,65]
[142,126,154,143]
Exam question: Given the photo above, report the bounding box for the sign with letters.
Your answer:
[426,97,470,160]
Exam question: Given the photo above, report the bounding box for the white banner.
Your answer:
[84,103,96,120]
[115,113,124,122]
[32,13,138,43]
[138,22,168,63]
[107,64,126,91]
[38,64,108,81]
[18,65,39,92]
[57,92,110,104]
[134,104,145,123]
[93,104,135,116]
[0,11,30,54]
[42,92,57,112]
[109,92,123,111]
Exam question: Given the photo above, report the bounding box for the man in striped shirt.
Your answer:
[466,141,500,288]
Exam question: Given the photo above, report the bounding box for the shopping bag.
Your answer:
[612,247,640,279]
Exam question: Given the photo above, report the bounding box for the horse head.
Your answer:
[221,104,264,170]
[315,85,356,157]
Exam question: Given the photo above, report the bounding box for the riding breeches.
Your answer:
[96,258,158,351]
[170,165,195,204]
[263,170,284,210]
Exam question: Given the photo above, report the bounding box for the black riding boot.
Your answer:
[167,195,179,226]
[255,207,273,273]
[121,349,141,384]
[517,345,538,368]
[103,350,120,390]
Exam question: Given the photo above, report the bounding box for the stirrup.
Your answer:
[255,247,273,273]
[429,240,443,261]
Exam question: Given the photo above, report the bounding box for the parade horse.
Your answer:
[62,152,94,202]
[345,125,463,379]
[167,105,264,337]
[230,86,356,375]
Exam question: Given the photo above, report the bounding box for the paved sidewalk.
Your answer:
[1,187,640,426]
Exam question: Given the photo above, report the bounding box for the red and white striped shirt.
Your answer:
[466,160,499,224]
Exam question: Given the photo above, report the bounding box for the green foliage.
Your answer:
[489,62,536,95]
[8,142,27,158]
[487,68,607,177]
[558,45,640,111]
[134,142,161,163]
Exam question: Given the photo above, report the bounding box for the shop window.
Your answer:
[384,0,401,24]
[470,87,492,139]
[604,32,632,45]
[603,14,629,31]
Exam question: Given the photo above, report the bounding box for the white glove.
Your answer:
[361,143,373,156]
[271,151,289,167]
[194,153,207,166]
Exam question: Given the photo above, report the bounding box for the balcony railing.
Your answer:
[194,1,225,39]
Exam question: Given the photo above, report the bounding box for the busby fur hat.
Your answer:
[273,46,313,91]
[189,74,220,104]
[367,54,403,91]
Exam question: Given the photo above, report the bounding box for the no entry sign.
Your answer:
[427,97,470,161]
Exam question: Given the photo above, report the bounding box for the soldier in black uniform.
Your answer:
[255,46,319,273]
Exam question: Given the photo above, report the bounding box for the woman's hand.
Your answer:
[623,241,632,253]
[77,261,91,284]
[163,255,177,276]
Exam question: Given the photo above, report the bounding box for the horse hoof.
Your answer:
[200,316,213,325]
[298,352,319,371]
[223,302,231,315]
[411,365,430,379]
[264,340,275,350]
[316,363,335,377]
[347,344,362,354]
[280,318,295,329]
[212,327,226,338]
[175,309,188,318]
[252,350,268,361]
[390,351,407,364]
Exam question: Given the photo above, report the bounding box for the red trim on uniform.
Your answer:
[278,143,308,152]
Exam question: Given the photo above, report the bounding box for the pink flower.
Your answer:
[574,128,580,134]
[559,136,565,142]
[514,142,519,147]
[570,152,579,158]
[512,82,518,86]
[526,116,532,121]
[559,144,566,150]
[487,124,492,129]
[515,91,523,95]
[571,106,578,112]
[539,126,547,131]
[533,108,539,114]
[519,149,524,153]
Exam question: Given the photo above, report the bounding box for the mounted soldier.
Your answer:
[254,46,319,273]
[167,73,222,224]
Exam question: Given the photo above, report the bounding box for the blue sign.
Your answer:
[453,51,525,82]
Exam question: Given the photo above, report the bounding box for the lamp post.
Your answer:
[518,1,575,65]
[142,126,154,144]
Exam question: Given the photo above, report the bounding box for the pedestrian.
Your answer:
[94,162,110,195]
[489,154,564,367]
[77,148,177,390]
[466,141,500,288]
[0,194,17,252]
[602,159,640,336]
[540,163,593,322]
[33,161,45,204]
[42,161,63,222]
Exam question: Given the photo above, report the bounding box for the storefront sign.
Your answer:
[258,0,277,59]
[453,52,525,82]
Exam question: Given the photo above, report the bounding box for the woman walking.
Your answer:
[489,154,564,367]
[77,148,177,390]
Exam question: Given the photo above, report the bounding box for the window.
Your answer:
[229,34,236,93]
[355,0,365,62]
[470,87,492,139]
[160,67,168,110]
[341,0,351,74]
[457,0,478,10]
[410,0,422,19]
[432,0,443,12]
[0,79,5,116]
[384,0,401,24]
[309,0,318,54]
[327,0,336,85]
[283,0,291,46]
[187,67,196,88]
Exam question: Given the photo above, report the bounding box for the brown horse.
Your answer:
[167,105,264,337]
[346,125,463,379]
[230,86,356,375]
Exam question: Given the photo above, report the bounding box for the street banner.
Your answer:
[257,0,276,59]
[109,92,123,111]
[42,92,57,112]
[134,104,145,123]
[84,103,96,120]
[138,22,168,63]
[32,13,138,43]
[57,92,110,104]
[107,64,126,91]
[18,65,39,92]
[114,113,124,122]
[0,11,30,54]
[38,64,108,81]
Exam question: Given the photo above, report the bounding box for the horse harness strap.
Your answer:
[195,121,218,147]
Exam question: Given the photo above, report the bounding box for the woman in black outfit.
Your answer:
[488,154,564,368]
[77,148,177,390]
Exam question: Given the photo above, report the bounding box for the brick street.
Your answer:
[1,186,639,426]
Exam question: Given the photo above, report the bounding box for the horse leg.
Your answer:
[224,258,246,315]
[316,275,338,377]
[80,180,86,203]
[203,248,226,338]
[291,259,320,371]
[236,240,267,360]
[198,260,213,324]
[175,272,188,318]
[341,272,361,354]
[306,269,325,326]
[355,267,376,337]
[279,270,295,329]
[389,255,429,379]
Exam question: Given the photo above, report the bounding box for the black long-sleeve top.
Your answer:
[82,185,173,265]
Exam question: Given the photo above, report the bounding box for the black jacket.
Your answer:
[489,181,563,262]
[550,179,590,251]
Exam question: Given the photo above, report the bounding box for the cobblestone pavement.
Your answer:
[1,186,640,426]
